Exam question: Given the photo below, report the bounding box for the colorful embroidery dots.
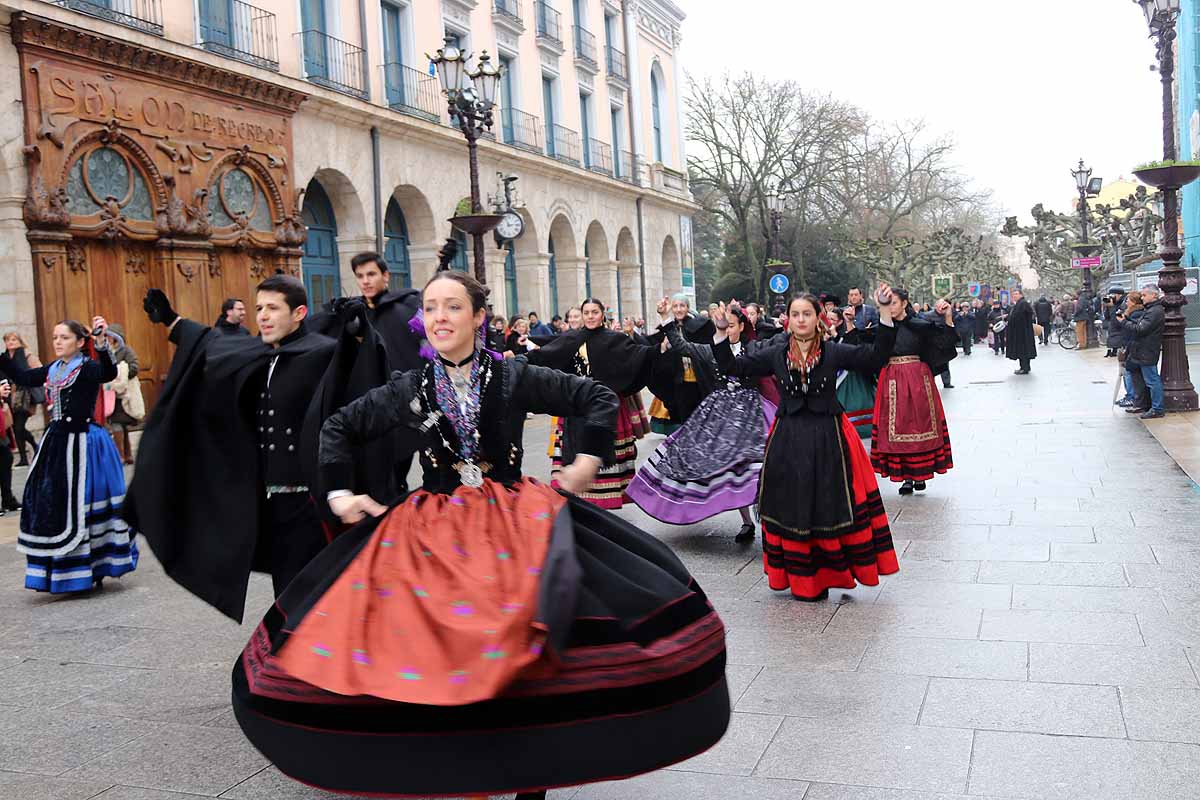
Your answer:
[351,581,366,591]
[450,496,466,506]
[413,587,430,598]
[452,601,475,617]
[420,550,433,558]
[453,543,469,557]
[487,498,497,506]
[311,644,332,658]
[398,669,423,681]
[529,641,544,656]
[501,602,523,614]
[532,511,552,520]
[380,539,394,548]
[352,649,370,665]
[377,588,394,598]
[527,566,542,576]
[481,646,507,660]
[496,550,511,560]
[449,670,470,684]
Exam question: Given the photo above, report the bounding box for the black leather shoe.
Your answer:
[2,498,19,512]
[1125,406,1150,414]
[913,481,927,492]
[794,589,830,603]
[899,480,914,496]
[1140,409,1166,419]
[735,523,756,543]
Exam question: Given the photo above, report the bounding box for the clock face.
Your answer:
[495,211,524,240]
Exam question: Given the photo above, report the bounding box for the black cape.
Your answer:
[1005,298,1038,362]
[124,319,347,622]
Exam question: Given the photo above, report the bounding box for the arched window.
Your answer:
[64,145,154,220]
[301,179,341,308]
[384,198,411,289]
[650,64,664,164]
[209,166,273,230]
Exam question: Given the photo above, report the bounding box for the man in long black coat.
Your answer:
[1034,295,1054,345]
[1006,289,1037,375]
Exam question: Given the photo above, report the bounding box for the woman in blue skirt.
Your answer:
[0,317,138,592]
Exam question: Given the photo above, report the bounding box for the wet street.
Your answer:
[2,343,1200,800]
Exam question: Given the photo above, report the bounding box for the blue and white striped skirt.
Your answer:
[20,423,139,593]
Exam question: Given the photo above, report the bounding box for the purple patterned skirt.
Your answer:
[626,385,776,525]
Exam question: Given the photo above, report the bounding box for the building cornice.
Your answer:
[9,12,307,113]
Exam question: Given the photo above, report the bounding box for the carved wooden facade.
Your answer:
[12,13,307,409]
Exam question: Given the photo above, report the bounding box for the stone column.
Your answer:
[554,256,589,312]
[619,260,643,321]
[407,243,441,288]
[485,246,509,316]
[589,259,619,315]
[516,252,552,320]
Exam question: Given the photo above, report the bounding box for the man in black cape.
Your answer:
[124,276,376,622]
[1006,288,1037,375]
[644,293,716,429]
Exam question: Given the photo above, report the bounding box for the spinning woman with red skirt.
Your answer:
[869,289,959,495]
[712,289,900,601]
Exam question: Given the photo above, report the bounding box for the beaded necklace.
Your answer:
[45,353,85,415]
[425,352,493,487]
[786,335,822,395]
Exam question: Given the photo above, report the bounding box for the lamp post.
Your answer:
[429,37,504,284]
[1132,0,1198,411]
[1070,159,1102,348]
[766,186,784,260]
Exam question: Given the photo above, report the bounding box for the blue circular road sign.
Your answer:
[769,274,790,294]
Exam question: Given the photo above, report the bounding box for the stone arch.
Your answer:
[309,167,367,238]
[584,220,617,311]
[615,226,641,321]
[548,212,580,313]
[661,234,682,295]
[58,130,169,215]
[390,184,435,246]
[511,207,540,258]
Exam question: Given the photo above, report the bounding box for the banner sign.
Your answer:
[932,274,952,297]
[1071,256,1102,269]
[967,282,981,298]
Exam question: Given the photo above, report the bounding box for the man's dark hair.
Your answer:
[848,286,862,294]
[528,311,540,319]
[350,251,389,274]
[220,297,243,315]
[551,314,562,323]
[256,274,308,311]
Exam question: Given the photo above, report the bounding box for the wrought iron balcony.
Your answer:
[297,30,368,100]
[52,0,162,35]
[198,0,278,71]
[493,0,522,23]
[587,138,613,176]
[616,149,637,184]
[573,25,597,69]
[384,63,441,122]
[549,124,581,166]
[501,107,543,154]
[534,1,562,46]
[605,44,626,82]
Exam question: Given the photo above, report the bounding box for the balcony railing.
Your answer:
[501,107,543,154]
[535,1,561,46]
[573,25,597,68]
[52,0,162,35]
[493,0,521,22]
[587,138,613,176]
[198,0,278,71]
[384,63,441,122]
[297,30,368,99]
[549,124,581,166]
[616,149,637,184]
[605,44,626,81]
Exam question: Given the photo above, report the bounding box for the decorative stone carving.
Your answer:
[22,146,70,230]
[67,242,87,273]
[274,189,307,247]
[176,261,196,282]
[250,255,268,279]
[156,176,212,238]
[125,252,148,274]
[98,198,127,239]
[42,255,58,272]
[207,251,221,277]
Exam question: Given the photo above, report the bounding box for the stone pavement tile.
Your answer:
[71,666,230,725]
[576,771,805,800]
[896,508,1012,526]
[903,541,1048,563]
[689,571,767,600]
[944,497,1034,512]
[825,605,981,640]
[1033,497,1086,512]
[1030,643,1197,688]
[671,711,783,776]
[203,709,240,729]
[859,637,1027,681]
[0,707,158,775]
[648,532,758,576]
[754,718,973,794]
[735,667,928,724]
[919,678,1125,737]
[219,767,572,800]
[1013,510,1129,527]
[1049,543,1156,564]
[1137,613,1200,647]
[724,664,764,707]
[89,788,213,800]
[740,576,884,606]
[0,659,145,709]
[885,560,979,583]
[874,581,1011,610]
[0,770,112,800]
[1011,585,1167,614]
[1094,527,1200,545]
[968,729,1200,800]
[802,785,1030,800]
[710,598,836,632]
[66,723,269,796]
[988,525,1095,543]
[4,624,152,662]
[977,561,1128,587]
[723,628,869,670]
[1119,686,1200,743]
[885,525,989,544]
[95,626,255,671]
[1131,510,1200,528]
[1147,545,1200,569]
[980,610,1143,645]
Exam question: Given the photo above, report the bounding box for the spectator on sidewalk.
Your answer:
[847,286,880,330]
[957,302,974,355]
[105,323,144,465]
[215,298,250,336]
[528,311,553,338]
[1073,291,1093,348]
[2,332,42,466]
[0,380,18,515]
[1034,295,1054,345]
[1112,292,1146,409]
[971,298,989,343]
[1101,291,1125,357]
[1120,285,1166,419]
[1006,289,1037,375]
[987,300,1008,355]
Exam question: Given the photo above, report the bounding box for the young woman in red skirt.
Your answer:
[870,289,959,495]
[711,289,900,601]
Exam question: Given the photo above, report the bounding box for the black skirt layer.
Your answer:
[231,493,730,797]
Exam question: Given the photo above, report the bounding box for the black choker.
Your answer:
[438,352,476,368]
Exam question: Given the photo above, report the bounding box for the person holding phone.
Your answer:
[0,317,139,591]
[0,380,18,515]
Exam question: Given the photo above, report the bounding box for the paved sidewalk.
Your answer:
[2,342,1200,800]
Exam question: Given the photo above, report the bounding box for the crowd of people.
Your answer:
[0,238,1174,797]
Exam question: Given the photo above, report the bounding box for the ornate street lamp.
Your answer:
[1131,0,1198,412]
[1070,159,1102,348]
[429,38,505,284]
[765,185,784,260]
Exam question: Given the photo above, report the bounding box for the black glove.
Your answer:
[331,296,367,320]
[143,289,178,326]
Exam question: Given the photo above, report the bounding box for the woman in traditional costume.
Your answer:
[526,298,664,509]
[833,308,880,440]
[546,306,583,456]
[231,270,729,799]
[0,318,139,592]
[627,303,776,541]
[712,290,899,601]
[870,288,958,495]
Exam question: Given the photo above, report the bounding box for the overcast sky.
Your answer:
[680,0,1166,224]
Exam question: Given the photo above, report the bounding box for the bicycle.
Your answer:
[1052,323,1077,350]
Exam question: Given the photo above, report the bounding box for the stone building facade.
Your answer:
[0,0,695,410]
